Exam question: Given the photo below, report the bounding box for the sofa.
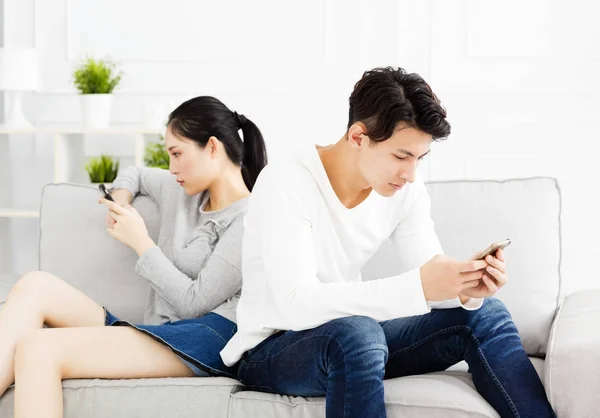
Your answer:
[1,177,598,417]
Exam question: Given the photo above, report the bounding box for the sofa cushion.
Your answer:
[229,358,544,418]
[39,183,160,323]
[362,178,561,356]
[0,377,242,418]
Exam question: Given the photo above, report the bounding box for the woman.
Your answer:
[0,96,267,418]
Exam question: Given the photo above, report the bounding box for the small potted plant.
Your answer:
[72,57,123,128]
[85,155,120,185]
[144,135,170,169]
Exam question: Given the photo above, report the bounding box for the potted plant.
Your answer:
[85,155,120,185]
[72,57,123,128]
[144,135,170,169]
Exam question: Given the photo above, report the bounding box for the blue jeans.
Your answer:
[105,310,238,378]
[237,298,556,418]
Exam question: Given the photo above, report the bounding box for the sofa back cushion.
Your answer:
[41,178,562,356]
[362,177,562,356]
[40,184,157,323]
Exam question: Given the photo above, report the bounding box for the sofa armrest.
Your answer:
[545,290,600,417]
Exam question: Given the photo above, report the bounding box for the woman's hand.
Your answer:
[99,198,156,256]
[104,189,133,228]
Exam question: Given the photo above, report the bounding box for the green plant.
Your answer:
[144,135,170,169]
[85,155,120,183]
[72,57,123,94]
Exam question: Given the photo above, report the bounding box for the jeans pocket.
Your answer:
[244,331,285,363]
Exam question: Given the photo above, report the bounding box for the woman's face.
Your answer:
[165,126,218,195]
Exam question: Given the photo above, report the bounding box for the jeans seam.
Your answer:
[245,334,344,365]
[195,324,228,344]
[328,338,349,418]
[474,346,520,418]
[387,324,520,417]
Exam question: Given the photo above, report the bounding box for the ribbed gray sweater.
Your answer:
[112,167,247,325]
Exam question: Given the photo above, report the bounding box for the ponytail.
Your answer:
[234,112,267,191]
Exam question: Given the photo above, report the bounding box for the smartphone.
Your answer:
[472,238,512,260]
[98,183,115,202]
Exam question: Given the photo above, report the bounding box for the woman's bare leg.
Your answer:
[14,326,195,418]
[0,271,106,396]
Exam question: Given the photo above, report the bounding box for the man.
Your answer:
[221,67,556,417]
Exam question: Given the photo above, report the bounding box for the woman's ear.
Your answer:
[207,136,220,157]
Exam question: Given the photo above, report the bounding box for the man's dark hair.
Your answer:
[347,67,450,142]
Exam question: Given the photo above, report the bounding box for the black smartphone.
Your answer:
[98,183,115,202]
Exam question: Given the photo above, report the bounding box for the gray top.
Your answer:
[112,166,247,325]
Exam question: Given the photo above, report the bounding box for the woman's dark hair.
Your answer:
[167,96,268,191]
[347,67,451,143]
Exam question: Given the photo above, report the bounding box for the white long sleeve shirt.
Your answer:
[220,146,482,366]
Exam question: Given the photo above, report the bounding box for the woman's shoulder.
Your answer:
[203,195,249,230]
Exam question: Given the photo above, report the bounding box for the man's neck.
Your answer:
[317,138,372,209]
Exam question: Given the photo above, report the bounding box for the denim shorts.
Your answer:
[104,309,238,378]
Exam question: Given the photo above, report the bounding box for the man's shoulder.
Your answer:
[253,156,318,195]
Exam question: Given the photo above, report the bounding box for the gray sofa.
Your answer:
[1,177,598,417]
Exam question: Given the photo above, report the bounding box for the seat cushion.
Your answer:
[229,358,544,418]
[362,177,561,356]
[0,377,242,418]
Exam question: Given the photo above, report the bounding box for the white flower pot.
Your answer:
[81,94,113,128]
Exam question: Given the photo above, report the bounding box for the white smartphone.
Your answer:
[472,238,512,260]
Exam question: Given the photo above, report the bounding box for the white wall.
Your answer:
[2,0,599,296]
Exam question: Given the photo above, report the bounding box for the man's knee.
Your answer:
[475,298,512,321]
[468,298,519,339]
[324,316,388,365]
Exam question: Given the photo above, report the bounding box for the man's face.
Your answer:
[353,124,432,197]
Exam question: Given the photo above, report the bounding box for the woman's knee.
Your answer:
[14,329,61,374]
[8,271,60,303]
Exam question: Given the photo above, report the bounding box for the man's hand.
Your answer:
[420,254,487,301]
[459,249,508,299]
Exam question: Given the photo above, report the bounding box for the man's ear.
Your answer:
[347,123,368,149]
